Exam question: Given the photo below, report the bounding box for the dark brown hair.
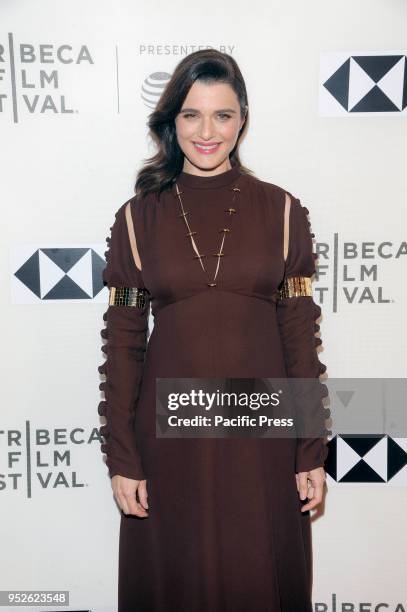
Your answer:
[134,49,253,199]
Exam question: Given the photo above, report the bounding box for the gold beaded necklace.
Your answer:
[174,178,242,287]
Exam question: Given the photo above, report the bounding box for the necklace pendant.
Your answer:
[174,178,241,288]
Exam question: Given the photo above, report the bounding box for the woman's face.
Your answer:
[175,80,246,176]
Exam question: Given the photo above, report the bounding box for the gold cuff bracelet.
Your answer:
[108,287,148,308]
[278,276,312,299]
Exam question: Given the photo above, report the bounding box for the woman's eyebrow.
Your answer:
[179,107,237,113]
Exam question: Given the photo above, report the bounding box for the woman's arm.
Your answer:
[275,193,330,473]
[97,199,150,481]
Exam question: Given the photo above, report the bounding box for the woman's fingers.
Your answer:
[137,479,149,510]
[297,467,326,512]
[298,472,308,500]
[124,488,148,517]
[112,475,149,517]
[300,480,323,512]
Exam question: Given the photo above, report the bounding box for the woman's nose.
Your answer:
[197,117,215,139]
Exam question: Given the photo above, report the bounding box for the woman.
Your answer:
[98,49,329,611]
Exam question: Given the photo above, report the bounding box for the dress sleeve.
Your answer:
[276,193,330,473]
[97,200,150,480]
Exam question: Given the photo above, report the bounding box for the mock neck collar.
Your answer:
[175,163,242,189]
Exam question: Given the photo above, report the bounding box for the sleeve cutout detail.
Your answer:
[125,200,142,272]
[283,192,291,263]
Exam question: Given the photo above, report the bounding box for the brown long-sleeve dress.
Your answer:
[97,162,329,612]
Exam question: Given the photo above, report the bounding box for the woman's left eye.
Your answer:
[218,113,231,120]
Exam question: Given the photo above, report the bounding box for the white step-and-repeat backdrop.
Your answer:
[1,0,406,610]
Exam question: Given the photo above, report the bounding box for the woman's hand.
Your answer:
[295,466,326,512]
[111,475,149,517]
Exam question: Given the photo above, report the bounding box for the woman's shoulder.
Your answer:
[242,171,298,210]
[112,190,157,224]
[249,173,313,215]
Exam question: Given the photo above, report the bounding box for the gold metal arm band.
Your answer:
[108,287,148,308]
[278,276,312,299]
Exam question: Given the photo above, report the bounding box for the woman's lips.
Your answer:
[193,142,221,155]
